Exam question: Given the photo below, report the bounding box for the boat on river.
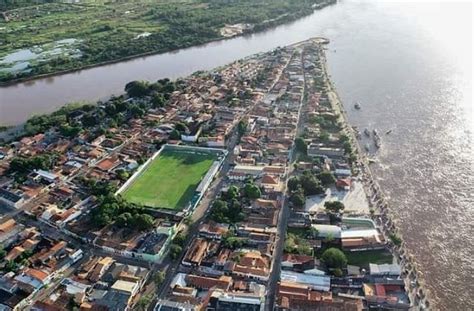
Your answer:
[364,128,370,136]
[373,128,379,136]
[386,129,393,135]
[354,102,361,110]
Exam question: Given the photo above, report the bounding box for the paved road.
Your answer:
[265,48,307,311]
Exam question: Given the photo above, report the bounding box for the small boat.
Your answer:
[386,129,393,135]
[356,130,362,139]
[373,129,379,136]
[364,128,370,136]
[364,143,370,151]
[354,102,361,110]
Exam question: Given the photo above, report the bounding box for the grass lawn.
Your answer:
[122,149,216,209]
[344,249,393,267]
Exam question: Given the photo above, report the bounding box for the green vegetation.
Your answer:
[210,198,244,224]
[295,137,307,154]
[389,233,402,247]
[243,181,261,199]
[169,244,183,259]
[19,78,176,139]
[154,270,165,286]
[209,185,246,224]
[168,232,187,260]
[8,152,59,175]
[91,194,154,231]
[121,149,216,209]
[344,250,393,267]
[321,247,347,269]
[135,294,153,311]
[0,0,332,83]
[287,170,325,207]
[284,233,313,256]
[324,200,345,214]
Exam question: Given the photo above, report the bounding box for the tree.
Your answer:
[295,137,307,154]
[319,131,330,142]
[172,232,187,247]
[135,295,152,311]
[152,93,166,108]
[59,124,82,137]
[223,236,247,250]
[0,245,6,260]
[222,185,239,200]
[115,169,130,181]
[300,173,324,196]
[132,214,155,230]
[129,104,145,118]
[317,171,336,186]
[243,182,261,199]
[237,120,247,136]
[210,199,229,223]
[324,201,345,214]
[321,247,347,270]
[389,233,402,247]
[169,244,182,259]
[125,80,149,98]
[169,129,181,140]
[287,176,300,192]
[154,271,165,286]
[290,187,305,207]
[174,122,188,133]
[309,226,319,238]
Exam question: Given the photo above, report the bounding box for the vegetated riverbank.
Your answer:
[0,0,336,85]
[318,46,432,309]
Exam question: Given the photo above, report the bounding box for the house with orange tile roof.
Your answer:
[182,238,209,267]
[15,268,51,290]
[95,156,122,172]
[226,251,271,281]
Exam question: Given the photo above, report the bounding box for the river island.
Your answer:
[0,39,431,310]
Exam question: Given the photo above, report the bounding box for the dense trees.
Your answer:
[324,201,345,214]
[1,0,332,83]
[243,181,261,199]
[8,153,59,175]
[237,120,248,136]
[295,137,307,154]
[169,244,183,259]
[209,199,244,224]
[89,189,154,231]
[290,187,306,207]
[284,233,312,256]
[321,247,347,270]
[287,176,300,192]
[317,171,336,186]
[125,81,150,98]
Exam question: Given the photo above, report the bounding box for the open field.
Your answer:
[121,149,216,210]
[344,249,393,267]
[0,0,332,83]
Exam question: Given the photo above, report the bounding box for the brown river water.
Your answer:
[0,1,472,309]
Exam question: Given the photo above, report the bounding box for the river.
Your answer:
[1,0,472,309]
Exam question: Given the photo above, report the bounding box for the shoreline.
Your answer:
[0,0,336,87]
[318,46,432,309]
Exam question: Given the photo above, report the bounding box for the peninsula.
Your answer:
[0,39,430,310]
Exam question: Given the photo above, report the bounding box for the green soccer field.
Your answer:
[121,149,216,209]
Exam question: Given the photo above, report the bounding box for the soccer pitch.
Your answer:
[121,149,217,209]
